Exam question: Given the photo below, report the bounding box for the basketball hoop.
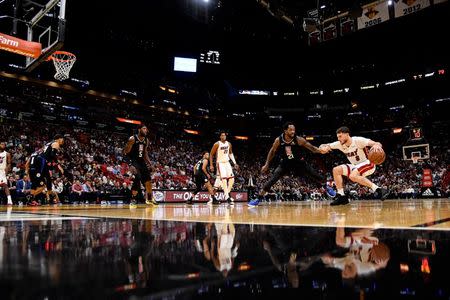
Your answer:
[48,51,76,81]
[412,157,420,164]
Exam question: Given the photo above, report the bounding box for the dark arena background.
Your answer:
[0,0,449,299]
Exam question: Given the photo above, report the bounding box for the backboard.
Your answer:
[402,143,430,163]
[0,0,66,71]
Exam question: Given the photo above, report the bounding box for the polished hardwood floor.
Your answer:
[1,199,449,230]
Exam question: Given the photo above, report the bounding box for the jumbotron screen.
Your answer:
[173,57,197,72]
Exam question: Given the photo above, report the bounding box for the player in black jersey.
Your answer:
[248,122,335,207]
[25,134,65,206]
[186,152,219,205]
[123,124,157,208]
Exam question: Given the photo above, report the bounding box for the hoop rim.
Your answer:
[48,50,76,62]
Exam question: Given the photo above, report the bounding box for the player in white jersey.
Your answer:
[210,132,239,205]
[0,142,13,205]
[319,127,389,205]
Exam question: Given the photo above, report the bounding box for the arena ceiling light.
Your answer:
[71,78,89,86]
[163,99,176,105]
[239,90,269,96]
[116,117,141,125]
[389,105,405,110]
[235,136,249,140]
[307,114,321,120]
[120,89,137,97]
[184,129,200,135]
[385,78,406,85]
[347,111,362,116]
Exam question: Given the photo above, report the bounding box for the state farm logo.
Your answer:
[0,35,19,47]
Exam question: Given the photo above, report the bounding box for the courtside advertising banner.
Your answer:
[357,2,390,30]
[152,190,248,203]
[394,0,431,18]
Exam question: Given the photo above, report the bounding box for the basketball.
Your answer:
[368,147,386,165]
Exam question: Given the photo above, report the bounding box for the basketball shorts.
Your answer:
[217,162,234,180]
[194,173,209,187]
[341,160,376,177]
[0,170,6,184]
[131,161,152,184]
[29,155,52,190]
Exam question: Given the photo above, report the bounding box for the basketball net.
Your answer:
[412,157,420,164]
[48,51,76,81]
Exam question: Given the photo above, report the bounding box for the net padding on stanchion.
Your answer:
[49,51,76,81]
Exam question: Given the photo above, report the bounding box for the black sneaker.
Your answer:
[208,197,220,205]
[374,188,389,201]
[186,197,194,205]
[330,194,349,206]
[227,197,235,206]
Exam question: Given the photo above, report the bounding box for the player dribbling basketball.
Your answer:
[320,126,389,205]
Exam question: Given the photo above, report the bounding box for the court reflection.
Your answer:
[0,211,449,299]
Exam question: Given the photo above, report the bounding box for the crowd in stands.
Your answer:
[0,78,449,204]
[0,116,448,205]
